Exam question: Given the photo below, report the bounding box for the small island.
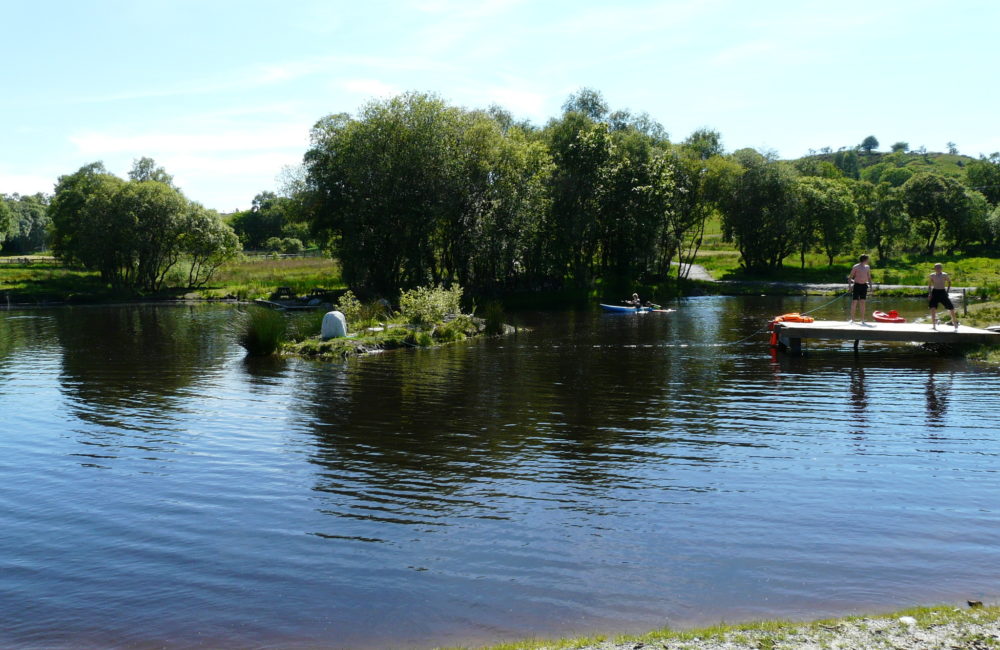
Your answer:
[235,284,512,360]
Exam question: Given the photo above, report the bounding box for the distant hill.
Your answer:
[789,149,977,184]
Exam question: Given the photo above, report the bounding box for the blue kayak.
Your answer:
[600,303,653,313]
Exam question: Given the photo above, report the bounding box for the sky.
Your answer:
[3,0,999,212]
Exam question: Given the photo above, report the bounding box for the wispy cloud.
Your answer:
[340,79,402,99]
[0,171,56,196]
[70,126,308,156]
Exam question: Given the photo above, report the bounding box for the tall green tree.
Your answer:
[796,177,858,266]
[49,161,237,290]
[542,110,613,283]
[902,172,967,256]
[2,193,50,252]
[0,199,13,245]
[860,135,879,153]
[304,92,553,294]
[683,128,724,160]
[854,181,908,262]
[718,149,800,272]
[965,153,1000,206]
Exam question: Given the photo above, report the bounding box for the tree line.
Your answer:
[13,89,1000,295]
[298,90,1000,293]
[44,158,239,291]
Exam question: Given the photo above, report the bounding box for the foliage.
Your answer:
[796,177,858,266]
[853,181,909,262]
[717,149,799,272]
[683,127,724,159]
[228,191,310,250]
[398,284,463,325]
[965,153,1000,205]
[902,172,974,255]
[1,193,51,253]
[305,92,557,294]
[234,306,287,356]
[860,135,879,153]
[479,300,506,336]
[0,199,12,246]
[891,141,909,153]
[49,160,239,292]
[182,204,242,288]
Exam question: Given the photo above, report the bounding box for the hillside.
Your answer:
[793,149,976,181]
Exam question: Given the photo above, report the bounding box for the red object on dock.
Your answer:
[873,309,906,323]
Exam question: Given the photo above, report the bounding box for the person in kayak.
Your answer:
[928,263,958,330]
[625,292,643,309]
[847,254,873,324]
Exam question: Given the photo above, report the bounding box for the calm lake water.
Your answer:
[2,297,999,648]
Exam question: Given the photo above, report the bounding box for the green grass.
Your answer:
[458,604,1000,650]
[0,259,129,303]
[194,255,344,300]
[0,254,345,304]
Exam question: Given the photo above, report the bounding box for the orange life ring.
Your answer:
[771,312,814,325]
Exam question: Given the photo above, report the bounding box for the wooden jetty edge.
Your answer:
[774,319,1000,354]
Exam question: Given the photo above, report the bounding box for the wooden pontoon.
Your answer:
[773,319,1000,354]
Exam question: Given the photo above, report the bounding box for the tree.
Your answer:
[832,149,860,179]
[0,199,13,246]
[182,205,242,287]
[49,162,127,275]
[891,141,909,153]
[717,149,800,272]
[947,142,959,155]
[50,161,238,291]
[855,181,908,262]
[561,87,609,121]
[683,128,724,160]
[229,191,303,249]
[965,153,1000,205]
[304,92,554,294]
[1,193,51,253]
[902,172,968,256]
[128,156,175,186]
[542,110,612,283]
[860,135,879,153]
[796,177,858,266]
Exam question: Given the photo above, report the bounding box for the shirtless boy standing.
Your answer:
[847,254,872,324]
[928,263,958,330]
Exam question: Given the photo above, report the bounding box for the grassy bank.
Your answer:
[472,604,1000,650]
[0,254,344,304]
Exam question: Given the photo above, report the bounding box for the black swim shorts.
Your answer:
[852,282,869,300]
[929,288,954,310]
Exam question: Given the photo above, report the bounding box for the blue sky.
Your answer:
[3,0,998,211]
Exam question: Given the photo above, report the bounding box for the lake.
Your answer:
[2,297,999,648]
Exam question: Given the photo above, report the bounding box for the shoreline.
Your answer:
[482,604,1000,650]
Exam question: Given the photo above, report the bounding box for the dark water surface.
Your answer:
[2,298,999,648]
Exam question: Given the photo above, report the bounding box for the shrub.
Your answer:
[234,306,286,356]
[280,237,304,254]
[480,300,505,336]
[263,236,283,252]
[399,284,463,326]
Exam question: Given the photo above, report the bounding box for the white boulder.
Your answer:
[321,311,348,339]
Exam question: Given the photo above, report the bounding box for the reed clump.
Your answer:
[234,306,287,356]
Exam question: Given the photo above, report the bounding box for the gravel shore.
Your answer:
[561,607,1000,650]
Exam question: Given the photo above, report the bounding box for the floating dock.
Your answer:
[773,319,1000,354]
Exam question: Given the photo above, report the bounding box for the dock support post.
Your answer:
[854,339,860,352]
[790,337,802,355]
